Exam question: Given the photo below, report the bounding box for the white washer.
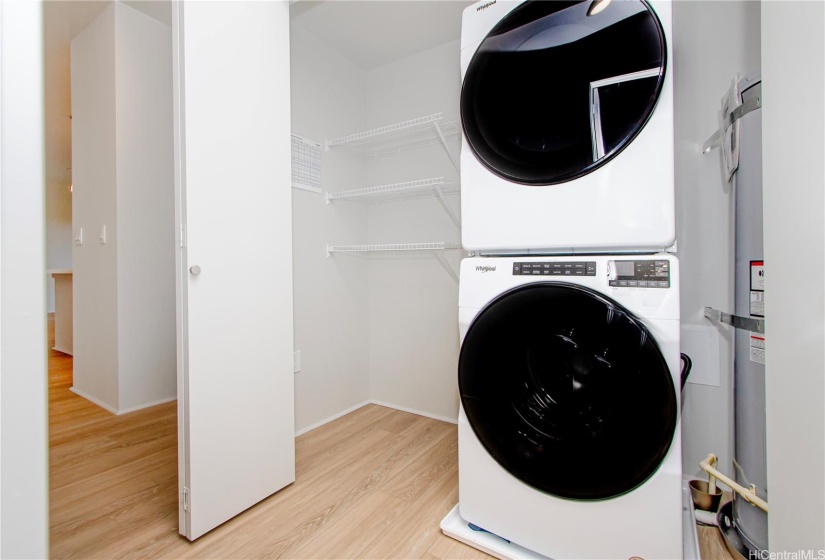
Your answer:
[460,0,675,254]
[456,255,682,559]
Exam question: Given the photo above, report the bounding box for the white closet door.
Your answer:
[173,1,294,541]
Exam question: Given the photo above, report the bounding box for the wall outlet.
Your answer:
[293,350,301,373]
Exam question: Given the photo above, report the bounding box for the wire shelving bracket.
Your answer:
[326,113,461,172]
[326,177,458,204]
[326,242,461,283]
[326,177,461,228]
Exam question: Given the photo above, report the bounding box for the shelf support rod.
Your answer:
[434,252,459,284]
[433,183,461,230]
[432,121,461,229]
[433,120,460,174]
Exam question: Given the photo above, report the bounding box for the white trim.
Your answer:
[294,399,459,438]
[116,396,178,416]
[1,2,50,555]
[295,400,371,437]
[171,0,191,537]
[70,386,119,415]
[69,387,174,416]
[369,399,458,425]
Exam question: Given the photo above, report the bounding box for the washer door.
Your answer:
[462,0,667,185]
[459,283,676,500]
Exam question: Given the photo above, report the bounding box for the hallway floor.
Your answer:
[47,316,489,559]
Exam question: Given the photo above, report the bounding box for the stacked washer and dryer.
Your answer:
[442,1,682,558]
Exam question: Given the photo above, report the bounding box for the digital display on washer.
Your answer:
[610,260,670,288]
[615,261,635,277]
[513,261,596,276]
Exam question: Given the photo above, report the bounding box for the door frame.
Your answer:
[170,0,192,535]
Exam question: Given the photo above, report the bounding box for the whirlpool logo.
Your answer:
[476,265,496,273]
[476,0,496,11]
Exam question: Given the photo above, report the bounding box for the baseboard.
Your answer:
[70,386,118,415]
[51,345,73,356]
[116,396,177,416]
[295,399,371,437]
[69,386,176,416]
[369,399,458,425]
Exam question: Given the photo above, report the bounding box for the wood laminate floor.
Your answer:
[696,495,737,560]
[48,316,490,559]
[48,315,732,559]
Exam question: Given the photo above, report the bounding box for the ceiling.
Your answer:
[45,0,171,40]
[290,1,474,70]
[43,1,172,185]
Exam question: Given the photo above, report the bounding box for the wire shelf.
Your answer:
[326,113,461,157]
[326,177,460,205]
[327,242,461,256]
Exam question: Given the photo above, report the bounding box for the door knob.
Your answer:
[189,265,201,276]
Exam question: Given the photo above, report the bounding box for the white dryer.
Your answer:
[456,255,682,559]
[460,0,675,254]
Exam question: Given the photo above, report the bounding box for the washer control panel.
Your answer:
[513,261,597,277]
[609,260,670,288]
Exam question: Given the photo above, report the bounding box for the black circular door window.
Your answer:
[459,283,676,500]
[461,0,667,185]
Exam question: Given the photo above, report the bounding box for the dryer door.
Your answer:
[459,283,677,500]
[461,0,667,185]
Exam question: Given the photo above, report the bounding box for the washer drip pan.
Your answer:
[440,480,701,560]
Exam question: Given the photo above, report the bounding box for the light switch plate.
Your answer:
[74,227,83,245]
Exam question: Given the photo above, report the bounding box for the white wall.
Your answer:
[0,2,50,556]
[44,11,73,312]
[114,2,176,412]
[46,182,73,312]
[289,23,463,429]
[762,1,825,550]
[71,3,176,413]
[71,4,120,410]
[365,40,463,422]
[290,24,371,433]
[672,0,761,477]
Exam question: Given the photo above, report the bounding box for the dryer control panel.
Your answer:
[513,261,596,277]
[609,260,670,288]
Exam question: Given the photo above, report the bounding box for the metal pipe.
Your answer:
[704,454,719,494]
[700,453,769,512]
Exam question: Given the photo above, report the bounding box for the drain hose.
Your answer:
[680,353,693,389]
